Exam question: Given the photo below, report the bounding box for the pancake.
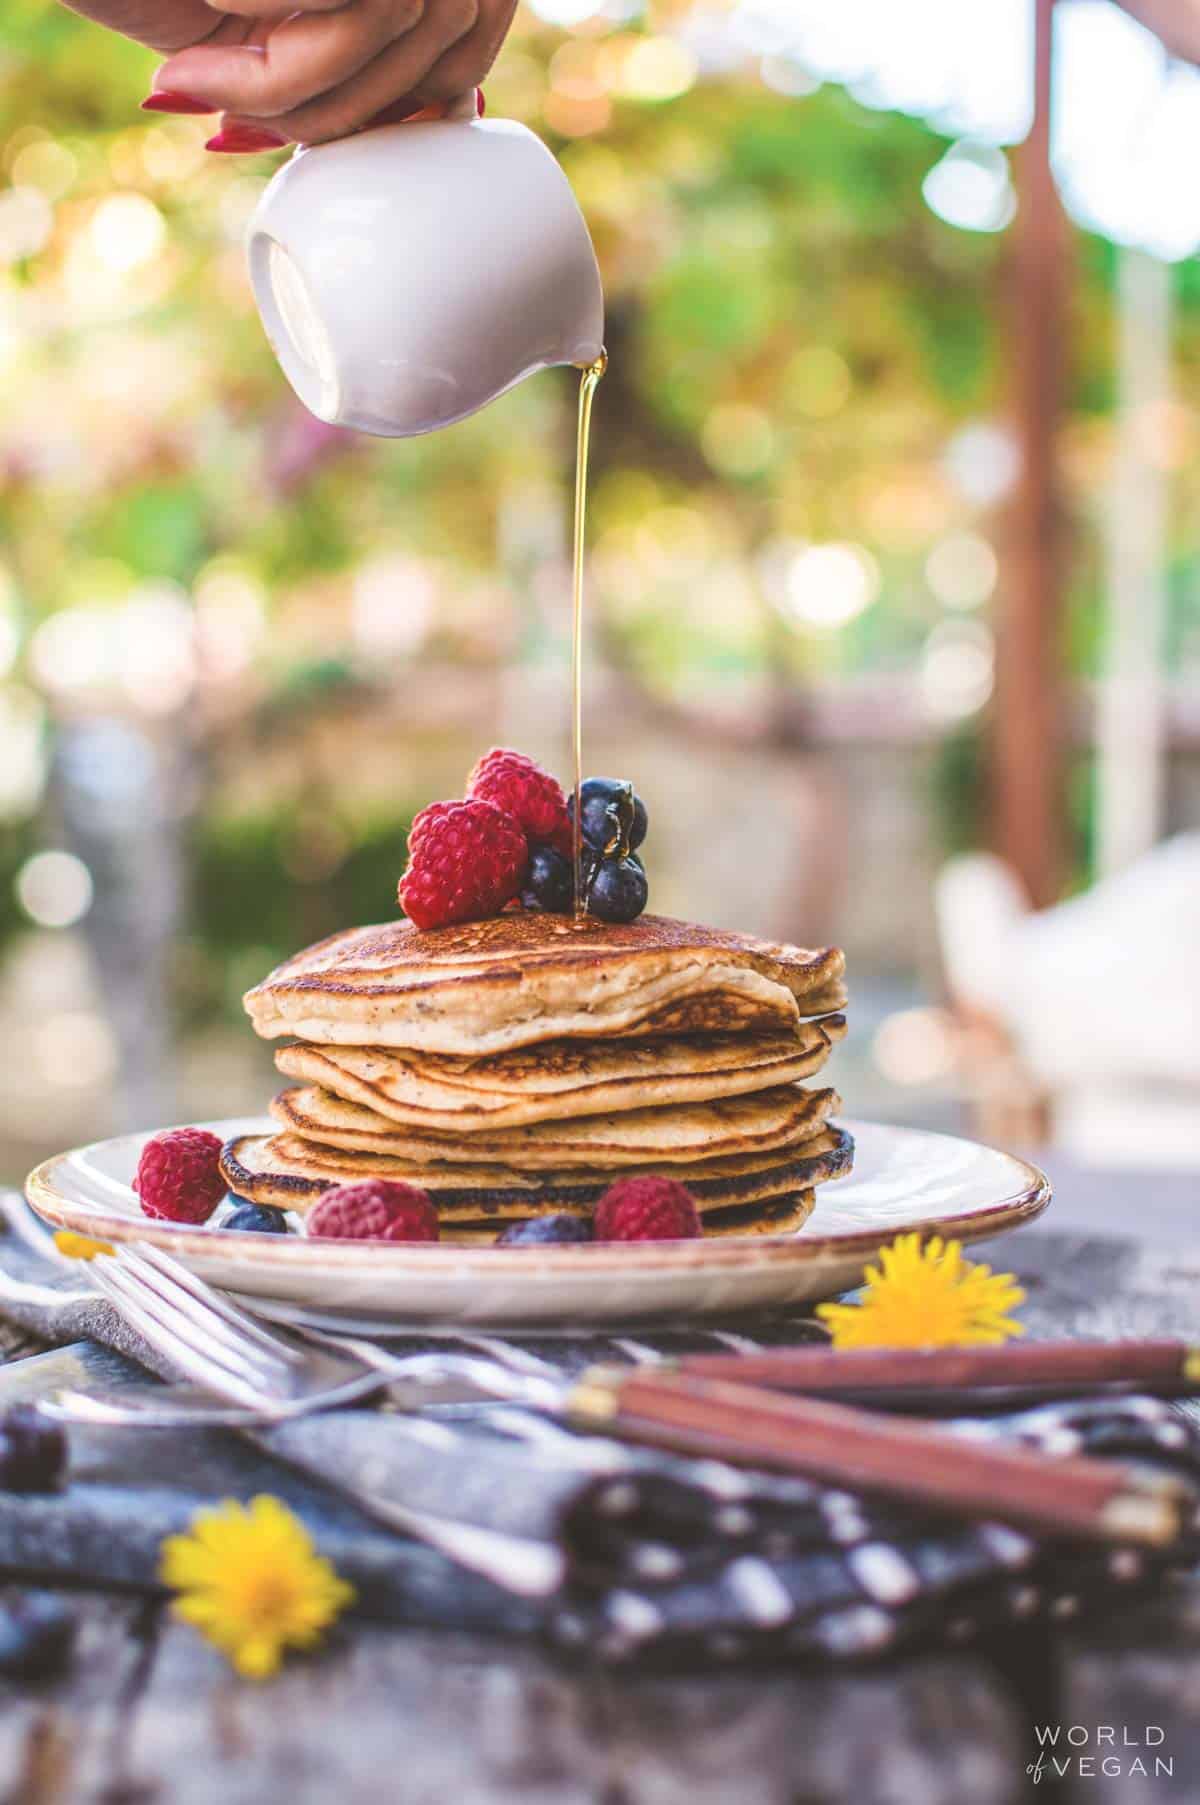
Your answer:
[244,913,847,1056]
[270,1083,840,1168]
[436,1192,816,1246]
[220,1127,855,1218]
[275,1019,846,1132]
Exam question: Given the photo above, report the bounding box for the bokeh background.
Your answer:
[2,0,1198,1186]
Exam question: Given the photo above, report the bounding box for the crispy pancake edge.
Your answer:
[219,1126,855,1217]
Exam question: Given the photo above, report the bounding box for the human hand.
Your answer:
[61,0,232,53]
[65,0,515,150]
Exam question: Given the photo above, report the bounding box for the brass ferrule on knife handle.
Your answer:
[566,1366,627,1425]
[565,1365,1187,1549]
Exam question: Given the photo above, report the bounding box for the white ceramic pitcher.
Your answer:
[246,116,605,437]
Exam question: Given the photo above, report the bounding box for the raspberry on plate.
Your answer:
[467,748,572,858]
[398,798,528,932]
[594,1176,702,1243]
[134,1127,226,1224]
[308,1179,439,1243]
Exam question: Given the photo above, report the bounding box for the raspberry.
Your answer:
[308,1179,439,1242]
[398,799,528,931]
[467,748,572,857]
[594,1176,702,1243]
[134,1128,225,1224]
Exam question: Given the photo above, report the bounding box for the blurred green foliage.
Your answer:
[182,807,414,1025]
[1,0,1198,986]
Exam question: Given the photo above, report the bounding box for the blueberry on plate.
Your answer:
[223,1201,290,1234]
[0,1406,67,1494]
[495,1214,594,1246]
[569,778,647,858]
[586,852,648,924]
[521,844,574,913]
[0,1592,78,1681]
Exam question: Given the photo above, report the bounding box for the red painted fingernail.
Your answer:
[205,126,287,153]
[141,90,215,115]
[475,87,485,117]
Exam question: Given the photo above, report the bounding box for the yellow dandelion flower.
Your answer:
[54,1230,115,1261]
[160,1495,354,1680]
[817,1232,1026,1350]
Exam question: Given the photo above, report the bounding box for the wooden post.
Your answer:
[992,0,1068,907]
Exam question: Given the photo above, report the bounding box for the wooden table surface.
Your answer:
[1,1159,1198,1805]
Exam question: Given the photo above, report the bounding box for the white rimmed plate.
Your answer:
[24,1116,1049,1327]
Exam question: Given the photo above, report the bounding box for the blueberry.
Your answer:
[521,844,574,914]
[223,1202,290,1234]
[495,1214,594,1246]
[0,1407,66,1494]
[586,853,648,924]
[0,1592,78,1681]
[569,778,647,859]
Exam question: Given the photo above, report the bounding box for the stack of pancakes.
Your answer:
[221,913,853,1245]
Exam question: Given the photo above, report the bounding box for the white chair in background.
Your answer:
[935,836,1200,1168]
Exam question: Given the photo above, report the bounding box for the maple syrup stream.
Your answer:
[571,351,607,916]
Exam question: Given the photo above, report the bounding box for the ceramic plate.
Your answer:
[24,1116,1049,1327]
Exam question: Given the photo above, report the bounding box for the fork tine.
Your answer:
[130,1244,306,1364]
[87,1265,279,1409]
[89,1261,256,1378]
[108,1253,294,1379]
[91,1261,286,1394]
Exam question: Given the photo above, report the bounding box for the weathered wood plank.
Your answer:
[0,1594,155,1805]
[1058,1592,1200,1802]
[1030,1161,1199,1255]
[116,1623,1026,1805]
[981,1228,1200,1345]
[2,1218,1199,1805]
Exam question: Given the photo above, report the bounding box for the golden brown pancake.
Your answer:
[270,1083,840,1168]
[436,1191,816,1246]
[220,1127,854,1218]
[244,913,847,1056]
[268,1083,840,1169]
[275,1019,845,1132]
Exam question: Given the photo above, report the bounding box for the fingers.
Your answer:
[412,0,514,100]
[215,0,480,143]
[157,0,422,117]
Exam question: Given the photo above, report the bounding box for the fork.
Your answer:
[82,1244,444,1417]
[63,1244,1192,1548]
